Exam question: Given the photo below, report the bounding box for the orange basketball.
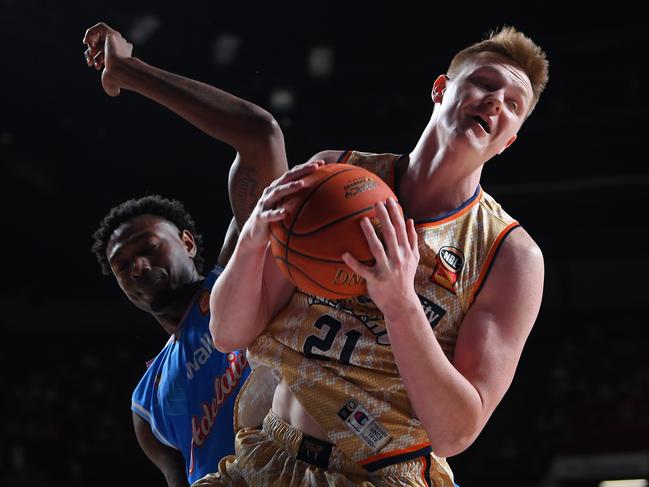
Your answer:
[270,163,399,300]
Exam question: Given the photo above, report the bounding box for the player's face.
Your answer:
[435,52,533,161]
[106,215,198,314]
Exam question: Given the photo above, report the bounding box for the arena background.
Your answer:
[1,1,647,486]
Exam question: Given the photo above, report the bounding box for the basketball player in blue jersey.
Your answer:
[200,27,548,486]
[83,22,288,486]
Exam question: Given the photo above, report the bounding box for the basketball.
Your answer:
[270,163,399,300]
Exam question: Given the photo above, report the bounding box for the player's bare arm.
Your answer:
[210,161,325,352]
[82,22,288,235]
[306,150,344,164]
[84,21,290,484]
[344,199,543,457]
[132,413,189,487]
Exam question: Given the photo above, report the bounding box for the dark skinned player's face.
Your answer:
[106,215,198,315]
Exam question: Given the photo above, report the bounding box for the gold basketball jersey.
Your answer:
[236,151,520,484]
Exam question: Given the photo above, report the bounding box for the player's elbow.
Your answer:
[209,317,237,353]
[210,316,258,353]
[427,412,483,457]
[249,110,283,143]
[430,431,478,458]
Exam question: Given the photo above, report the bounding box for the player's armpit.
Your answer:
[132,412,189,487]
[451,228,544,446]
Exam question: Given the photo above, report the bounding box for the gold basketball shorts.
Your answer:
[192,410,447,486]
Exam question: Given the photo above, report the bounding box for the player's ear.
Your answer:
[432,75,449,103]
[498,134,517,155]
[181,230,197,257]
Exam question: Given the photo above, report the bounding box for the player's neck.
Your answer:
[402,125,482,220]
[154,278,204,336]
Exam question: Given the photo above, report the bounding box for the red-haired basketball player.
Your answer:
[202,27,548,486]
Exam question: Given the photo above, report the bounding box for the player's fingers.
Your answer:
[360,217,389,269]
[93,51,105,70]
[82,22,109,47]
[84,48,94,66]
[276,160,324,186]
[264,180,304,208]
[342,252,371,280]
[387,198,407,247]
[259,207,287,222]
[374,202,398,259]
[407,219,419,257]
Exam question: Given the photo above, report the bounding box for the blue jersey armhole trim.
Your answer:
[131,401,178,450]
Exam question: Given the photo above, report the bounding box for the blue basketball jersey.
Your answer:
[131,266,250,483]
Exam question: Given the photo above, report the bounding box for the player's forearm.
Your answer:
[132,413,189,487]
[110,57,281,151]
[209,238,269,352]
[385,300,484,457]
[162,465,190,487]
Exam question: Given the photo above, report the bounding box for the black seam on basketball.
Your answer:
[285,167,357,283]
[290,205,374,237]
[274,256,363,297]
[271,232,374,265]
[270,222,287,245]
[287,167,358,237]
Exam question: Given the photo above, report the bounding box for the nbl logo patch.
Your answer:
[430,246,465,294]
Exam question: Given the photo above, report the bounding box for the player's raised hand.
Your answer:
[342,197,420,314]
[240,160,325,249]
[82,22,133,97]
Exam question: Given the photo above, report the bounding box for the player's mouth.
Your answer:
[138,269,168,290]
[471,115,491,134]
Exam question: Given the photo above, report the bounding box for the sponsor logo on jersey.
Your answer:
[186,332,217,379]
[307,293,446,344]
[344,176,378,198]
[417,294,446,328]
[430,246,465,294]
[189,351,249,473]
[198,289,210,316]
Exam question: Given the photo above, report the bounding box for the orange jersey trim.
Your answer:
[468,220,520,306]
[415,188,484,228]
[338,150,353,164]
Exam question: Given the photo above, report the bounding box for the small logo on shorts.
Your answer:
[430,246,465,294]
[337,398,391,452]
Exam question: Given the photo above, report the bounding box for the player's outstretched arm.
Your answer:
[209,161,325,352]
[132,413,189,487]
[82,22,288,233]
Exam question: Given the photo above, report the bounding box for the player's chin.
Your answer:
[150,284,182,312]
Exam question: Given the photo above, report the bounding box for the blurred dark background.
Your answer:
[1,1,648,486]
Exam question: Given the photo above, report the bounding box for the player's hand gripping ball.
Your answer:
[270,164,400,299]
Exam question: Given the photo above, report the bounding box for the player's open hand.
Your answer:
[83,22,133,96]
[342,197,420,315]
[240,160,325,249]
